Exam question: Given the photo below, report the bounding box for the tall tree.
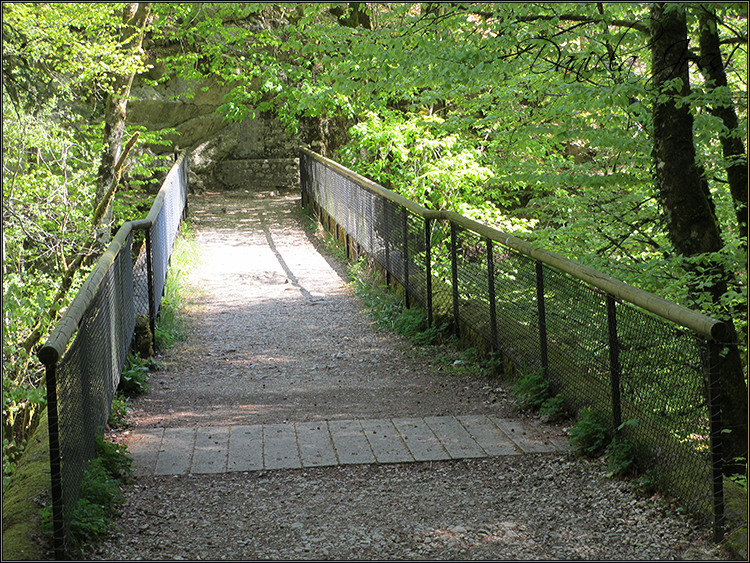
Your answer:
[96,2,152,242]
[650,2,746,474]
[695,5,748,244]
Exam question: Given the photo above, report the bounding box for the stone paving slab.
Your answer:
[296,421,338,468]
[130,415,565,477]
[423,416,487,459]
[392,417,451,462]
[328,419,376,465]
[227,425,263,472]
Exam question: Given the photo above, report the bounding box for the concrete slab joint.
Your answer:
[131,415,563,477]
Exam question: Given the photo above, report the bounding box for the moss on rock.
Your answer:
[722,478,748,560]
[2,408,51,560]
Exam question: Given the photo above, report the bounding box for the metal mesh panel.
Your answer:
[54,232,135,547]
[615,302,713,519]
[542,266,612,416]
[42,154,189,556]
[133,239,149,317]
[150,157,188,319]
[300,149,721,529]
[491,245,541,366]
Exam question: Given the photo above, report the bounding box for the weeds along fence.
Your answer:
[37,152,188,559]
[300,147,730,541]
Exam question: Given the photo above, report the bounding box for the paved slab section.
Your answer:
[192,426,230,474]
[392,417,451,462]
[492,417,558,454]
[264,423,302,470]
[457,415,520,456]
[360,418,414,464]
[227,425,263,472]
[154,427,195,476]
[130,415,566,476]
[296,421,338,468]
[424,416,486,459]
[328,419,376,465]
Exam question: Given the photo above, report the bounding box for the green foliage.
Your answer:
[602,420,646,479]
[2,373,46,490]
[728,457,748,490]
[569,408,613,458]
[512,368,552,410]
[107,393,130,429]
[605,437,640,479]
[93,432,133,481]
[154,222,201,349]
[153,1,747,343]
[512,369,567,421]
[729,472,747,490]
[539,394,568,423]
[118,354,153,396]
[41,433,131,553]
[2,3,176,491]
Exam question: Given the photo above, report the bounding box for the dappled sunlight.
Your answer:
[416,520,536,553]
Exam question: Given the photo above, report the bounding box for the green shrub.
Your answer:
[153,221,201,350]
[41,434,132,554]
[512,368,551,410]
[569,408,613,458]
[394,306,427,336]
[605,438,640,478]
[93,432,133,481]
[107,393,130,429]
[539,393,568,423]
[118,354,152,396]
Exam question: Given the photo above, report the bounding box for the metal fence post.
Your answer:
[535,261,549,373]
[403,210,410,309]
[145,229,156,342]
[424,218,433,327]
[486,238,497,350]
[44,362,66,560]
[606,294,623,435]
[451,222,459,337]
[709,339,725,543]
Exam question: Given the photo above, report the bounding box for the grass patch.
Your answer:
[154,221,202,350]
[41,433,132,556]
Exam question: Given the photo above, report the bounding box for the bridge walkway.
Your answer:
[125,188,567,477]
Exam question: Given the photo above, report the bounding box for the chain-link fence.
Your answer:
[38,153,189,558]
[301,147,730,541]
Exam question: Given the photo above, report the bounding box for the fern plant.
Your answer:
[569,408,613,457]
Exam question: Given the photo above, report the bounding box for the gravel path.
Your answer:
[86,189,724,560]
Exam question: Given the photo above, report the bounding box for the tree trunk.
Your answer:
[95,2,152,243]
[650,3,747,475]
[696,6,748,244]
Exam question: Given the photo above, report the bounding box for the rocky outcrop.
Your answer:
[126,40,324,193]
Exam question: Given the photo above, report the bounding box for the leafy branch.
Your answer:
[21,132,140,357]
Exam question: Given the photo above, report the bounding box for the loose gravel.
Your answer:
[86,189,725,560]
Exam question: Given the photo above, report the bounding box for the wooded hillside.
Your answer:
[2,2,747,481]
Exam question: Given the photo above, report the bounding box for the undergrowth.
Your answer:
[569,409,655,490]
[41,433,133,555]
[512,368,568,423]
[154,221,202,350]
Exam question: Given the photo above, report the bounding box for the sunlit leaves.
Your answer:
[3,2,151,105]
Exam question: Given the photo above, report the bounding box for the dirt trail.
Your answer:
[130,188,538,430]
[87,189,722,561]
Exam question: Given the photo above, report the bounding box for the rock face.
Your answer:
[128,73,322,193]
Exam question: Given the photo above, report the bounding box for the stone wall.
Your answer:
[128,72,322,193]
